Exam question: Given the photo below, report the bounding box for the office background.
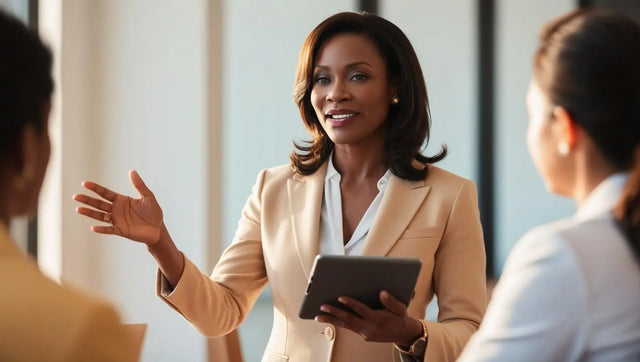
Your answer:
[2,0,637,361]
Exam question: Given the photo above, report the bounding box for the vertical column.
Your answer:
[478,0,496,277]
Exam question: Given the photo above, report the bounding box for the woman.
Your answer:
[459,9,640,361]
[74,12,486,361]
[0,10,135,362]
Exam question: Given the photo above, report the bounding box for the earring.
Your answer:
[557,142,569,156]
[391,97,400,105]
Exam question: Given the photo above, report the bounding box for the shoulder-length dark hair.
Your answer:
[290,12,446,181]
[533,9,640,257]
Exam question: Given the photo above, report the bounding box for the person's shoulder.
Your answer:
[418,164,477,204]
[508,218,583,272]
[29,277,134,361]
[253,163,295,188]
[263,163,294,178]
[15,261,122,326]
[424,164,474,189]
[261,162,328,185]
[0,254,130,361]
[518,215,615,254]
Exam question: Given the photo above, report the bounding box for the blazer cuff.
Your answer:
[155,252,186,299]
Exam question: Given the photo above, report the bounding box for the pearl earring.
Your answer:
[557,142,569,156]
[391,97,399,105]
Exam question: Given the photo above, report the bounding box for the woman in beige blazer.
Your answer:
[0,10,135,362]
[74,12,486,362]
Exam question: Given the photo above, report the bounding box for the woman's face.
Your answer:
[526,80,572,195]
[32,113,51,210]
[17,107,51,216]
[310,33,395,147]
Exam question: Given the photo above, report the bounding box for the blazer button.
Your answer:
[324,326,335,340]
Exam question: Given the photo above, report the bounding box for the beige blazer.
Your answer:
[0,223,135,362]
[159,162,486,362]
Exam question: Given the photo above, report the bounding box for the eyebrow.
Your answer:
[314,61,373,70]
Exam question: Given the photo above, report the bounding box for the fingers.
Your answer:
[82,180,119,202]
[316,303,362,329]
[379,291,407,316]
[91,225,119,235]
[336,297,373,318]
[129,170,154,198]
[72,193,113,213]
[76,206,111,224]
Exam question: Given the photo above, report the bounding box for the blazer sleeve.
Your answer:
[68,302,137,362]
[457,230,588,362]
[156,170,269,337]
[424,180,487,362]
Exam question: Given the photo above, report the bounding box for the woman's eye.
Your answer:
[350,73,368,81]
[314,75,330,84]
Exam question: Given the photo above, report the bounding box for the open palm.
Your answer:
[73,170,164,246]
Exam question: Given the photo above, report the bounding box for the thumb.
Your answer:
[129,170,153,198]
[380,291,407,316]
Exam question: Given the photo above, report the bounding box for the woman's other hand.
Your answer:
[315,290,424,347]
[73,170,164,246]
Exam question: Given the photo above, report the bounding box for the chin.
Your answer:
[543,179,571,197]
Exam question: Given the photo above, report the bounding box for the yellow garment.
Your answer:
[0,223,136,362]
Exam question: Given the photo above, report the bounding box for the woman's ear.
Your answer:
[552,106,578,153]
[389,77,400,102]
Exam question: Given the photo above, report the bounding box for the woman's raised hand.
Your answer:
[73,170,164,246]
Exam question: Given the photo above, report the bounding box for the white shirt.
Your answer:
[459,173,640,362]
[319,155,393,256]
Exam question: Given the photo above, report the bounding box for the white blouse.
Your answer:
[459,173,640,361]
[319,155,392,256]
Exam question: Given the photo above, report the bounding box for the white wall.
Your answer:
[494,0,576,273]
[380,0,478,182]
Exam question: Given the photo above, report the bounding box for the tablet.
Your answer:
[298,255,422,320]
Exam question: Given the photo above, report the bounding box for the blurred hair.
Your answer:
[0,10,53,167]
[533,9,640,257]
[291,12,446,181]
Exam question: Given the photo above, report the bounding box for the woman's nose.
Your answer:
[326,80,351,103]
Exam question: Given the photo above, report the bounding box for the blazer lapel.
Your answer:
[287,162,328,280]
[361,175,431,256]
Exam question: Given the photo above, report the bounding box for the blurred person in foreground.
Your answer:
[459,9,640,362]
[0,9,135,362]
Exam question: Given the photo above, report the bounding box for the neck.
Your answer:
[571,150,618,208]
[332,140,386,183]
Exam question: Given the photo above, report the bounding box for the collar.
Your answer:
[325,153,393,192]
[575,172,629,221]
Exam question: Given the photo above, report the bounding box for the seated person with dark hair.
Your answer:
[0,9,136,361]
